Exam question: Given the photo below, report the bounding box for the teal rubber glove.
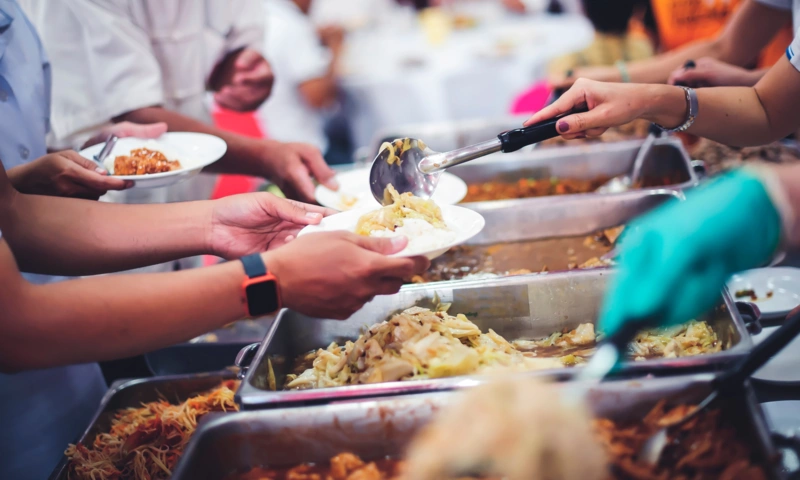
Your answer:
[599,169,782,336]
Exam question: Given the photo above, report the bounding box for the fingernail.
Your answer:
[285,235,295,242]
[328,178,340,190]
[575,133,587,139]
[95,167,107,174]
[125,181,134,188]
[557,121,569,133]
[305,212,322,219]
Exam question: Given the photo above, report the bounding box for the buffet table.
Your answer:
[339,12,593,148]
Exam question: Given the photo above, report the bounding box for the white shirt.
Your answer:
[258,0,330,152]
[20,0,265,272]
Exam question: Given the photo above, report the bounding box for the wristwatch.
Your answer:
[240,254,281,317]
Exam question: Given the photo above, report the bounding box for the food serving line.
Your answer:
[57,128,800,479]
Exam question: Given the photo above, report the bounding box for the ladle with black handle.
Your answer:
[369,105,589,205]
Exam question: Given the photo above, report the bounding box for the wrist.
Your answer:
[7,163,34,194]
[260,251,287,309]
[642,84,688,129]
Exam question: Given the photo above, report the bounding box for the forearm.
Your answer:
[116,107,273,178]
[1,259,245,372]
[4,191,214,275]
[641,58,800,145]
[626,40,722,84]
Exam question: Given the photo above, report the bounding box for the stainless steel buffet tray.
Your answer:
[49,371,236,480]
[236,270,756,409]
[464,188,679,246]
[175,374,785,479]
[145,315,276,376]
[452,136,700,204]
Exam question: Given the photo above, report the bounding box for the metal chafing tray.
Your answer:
[416,189,680,283]
[145,316,276,376]
[48,371,236,480]
[451,136,700,203]
[174,374,788,479]
[235,270,757,410]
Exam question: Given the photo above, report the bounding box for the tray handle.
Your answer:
[737,301,763,335]
[690,159,707,181]
[234,343,260,380]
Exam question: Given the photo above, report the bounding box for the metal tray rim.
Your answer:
[238,270,752,409]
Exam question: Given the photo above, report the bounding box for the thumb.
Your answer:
[350,234,409,255]
[269,196,324,224]
[235,49,261,70]
[60,150,108,173]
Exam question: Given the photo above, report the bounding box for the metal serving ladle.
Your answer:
[369,106,588,205]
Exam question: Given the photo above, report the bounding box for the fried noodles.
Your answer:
[65,380,239,480]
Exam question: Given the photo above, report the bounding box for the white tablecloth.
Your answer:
[339,12,593,149]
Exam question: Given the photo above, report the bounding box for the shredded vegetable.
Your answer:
[355,184,446,236]
[65,380,239,480]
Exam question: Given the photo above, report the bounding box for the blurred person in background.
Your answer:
[548,0,654,79]
[501,0,582,14]
[524,28,800,339]
[551,0,793,88]
[258,0,352,165]
[20,0,338,219]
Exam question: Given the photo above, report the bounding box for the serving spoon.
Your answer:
[369,106,588,205]
[638,305,800,466]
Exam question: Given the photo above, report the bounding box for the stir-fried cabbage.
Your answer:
[355,184,446,236]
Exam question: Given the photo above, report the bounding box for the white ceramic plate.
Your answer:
[750,326,800,385]
[79,132,227,189]
[727,267,800,319]
[298,204,485,260]
[315,167,468,211]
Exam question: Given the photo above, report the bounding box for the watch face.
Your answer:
[246,280,279,315]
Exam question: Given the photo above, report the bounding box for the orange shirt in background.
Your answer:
[650,0,792,68]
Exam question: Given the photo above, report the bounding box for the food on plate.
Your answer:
[691,138,800,175]
[228,453,409,480]
[541,120,651,147]
[280,305,721,390]
[378,138,427,167]
[65,380,239,480]
[405,379,606,480]
[355,184,456,255]
[113,147,182,176]
[338,193,360,210]
[412,227,622,283]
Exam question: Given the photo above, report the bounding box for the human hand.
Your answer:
[263,232,431,319]
[524,78,680,140]
[502,0,527,14]
[262,141,338,203]
[211,48,274,112]
[81,121,168,150]
[548,65,622,91]
[209,192,335,258]
[668,57,762,88]
[317,25,345,51]
[8,151,131,199]
[599,169,782,337]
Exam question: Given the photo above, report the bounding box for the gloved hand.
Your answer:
[599,169,783,336]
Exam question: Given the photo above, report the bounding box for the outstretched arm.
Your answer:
[526,56,800,147]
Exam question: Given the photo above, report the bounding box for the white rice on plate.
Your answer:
[369,218,458,256]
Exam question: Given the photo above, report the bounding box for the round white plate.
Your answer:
[727,267,800,319]
[297,204,485,260]
[315,167,468,211]
[751,326,800,384]
[79,132,227,189]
